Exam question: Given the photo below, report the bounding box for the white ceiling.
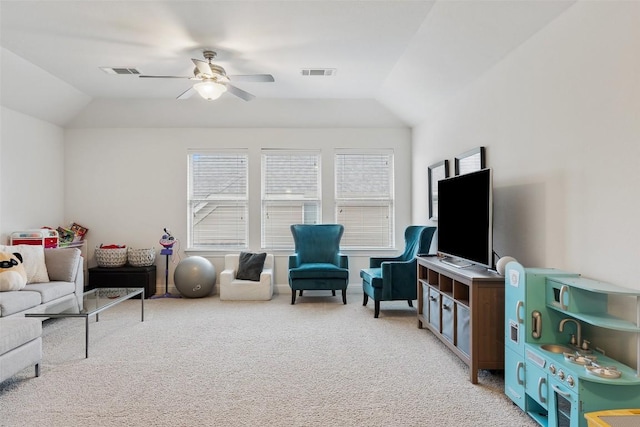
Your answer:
[0,0,576,127]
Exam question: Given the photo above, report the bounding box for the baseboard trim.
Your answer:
[155,283,361,297]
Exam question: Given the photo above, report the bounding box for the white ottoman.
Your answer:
[220,254,274,301]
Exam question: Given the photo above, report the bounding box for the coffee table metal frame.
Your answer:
[26,287,144,358]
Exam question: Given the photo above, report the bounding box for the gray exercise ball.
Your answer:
[173,256,216,298]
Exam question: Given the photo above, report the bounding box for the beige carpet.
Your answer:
[0,291,536,427]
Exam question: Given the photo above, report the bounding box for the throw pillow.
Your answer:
[236,252,267,282]
[44,247,81,282]
[0,251,28,291]
[0,244,49,284]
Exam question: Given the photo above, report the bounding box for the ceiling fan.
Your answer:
[139,50,274,101]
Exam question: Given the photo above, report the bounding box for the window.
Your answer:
[335,151,394,248]
[262,150,321,248]
[188,151,248,249]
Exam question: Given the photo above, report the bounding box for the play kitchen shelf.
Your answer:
[417,256,504,384]
[546,276,640,373]
[505,262,640,427]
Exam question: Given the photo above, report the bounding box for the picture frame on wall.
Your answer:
[455,146,485,175]
[428,160,449,220]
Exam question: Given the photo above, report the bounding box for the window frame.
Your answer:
[261,149,322,250]
[187,150,249,250]
[334,149,395,250]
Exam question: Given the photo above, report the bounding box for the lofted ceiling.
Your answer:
[0,0,575,128]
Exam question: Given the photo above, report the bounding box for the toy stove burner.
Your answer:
[585,364,622,379]
[563,352,597,366]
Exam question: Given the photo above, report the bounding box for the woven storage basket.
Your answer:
[127,248,156,267]
[95,246,128,267]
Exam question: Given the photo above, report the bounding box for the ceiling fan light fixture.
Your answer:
[193,80,227,100]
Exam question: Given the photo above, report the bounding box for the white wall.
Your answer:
[64,127,412,292]
[412,1,640,364]
[0,106,66,240]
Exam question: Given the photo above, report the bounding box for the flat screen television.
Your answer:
[437,168,493,269]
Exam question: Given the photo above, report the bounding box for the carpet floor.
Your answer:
[0,291,536,426]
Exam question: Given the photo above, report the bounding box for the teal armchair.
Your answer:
[360,226,437,318]
[288,224,349,305]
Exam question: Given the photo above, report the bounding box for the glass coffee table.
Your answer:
[26,287,144,358]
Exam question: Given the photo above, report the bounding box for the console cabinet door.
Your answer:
[428,288,441,332]
[456,304,470,356]
[441,295,455,343]
[421,283,430,323]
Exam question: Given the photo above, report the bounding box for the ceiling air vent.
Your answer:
[99,67,141,75]
[301,68,336,77]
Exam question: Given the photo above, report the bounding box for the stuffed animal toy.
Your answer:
[0,251,28,291]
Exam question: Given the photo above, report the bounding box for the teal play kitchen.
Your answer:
[504,262,640,427]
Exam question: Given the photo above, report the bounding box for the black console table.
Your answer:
[88,265,156,298]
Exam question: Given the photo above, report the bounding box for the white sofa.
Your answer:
[219,253,274,301]
[0,247,84,318]
[0,247,83,383]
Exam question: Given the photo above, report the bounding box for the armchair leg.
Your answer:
[363,293,368,306]
[374,300,380,318]
[332,290,336,297]
[408,300,413,308]
[291,290,297,305]
[342,289,347,305]
[299,290,304,296]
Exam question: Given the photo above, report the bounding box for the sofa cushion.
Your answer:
[44,248,81,282]
[0,318,42,356]
[0,244,49,284]
[23,281,76,304]
[0,291,42,317]
[236,252,267,281]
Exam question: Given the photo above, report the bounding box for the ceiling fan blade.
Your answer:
[228,74,275,83]
[177,86,195,100]
[139,75,192,79]
[192,59,212,76]
[224,83,255,101]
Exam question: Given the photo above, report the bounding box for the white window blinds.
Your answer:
[335,151,394,248]
[188,152,248,249]
[262,151,321,249]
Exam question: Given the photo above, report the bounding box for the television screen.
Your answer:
[437,168,492,268]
